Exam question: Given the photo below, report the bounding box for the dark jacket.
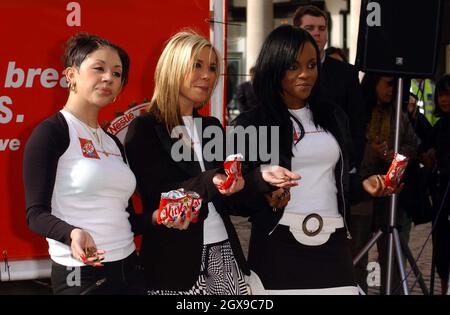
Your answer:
[420,114,450,217]
[321,56,369,169]
[408,109,433,143]
[420,115,450,177]
[124,111,269,291]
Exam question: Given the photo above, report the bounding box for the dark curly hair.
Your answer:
[63,32,130,87]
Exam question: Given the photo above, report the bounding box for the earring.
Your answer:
[112,96,117,103]
[68,81,77,93]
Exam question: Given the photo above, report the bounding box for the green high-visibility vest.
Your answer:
[410,79,439,125]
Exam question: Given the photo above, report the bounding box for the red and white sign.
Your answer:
[0,0,226,280]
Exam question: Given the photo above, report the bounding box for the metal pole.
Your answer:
[353,230,384,265]
[386,77,403,295]
[400,236,429,294]
[393,228,409,294]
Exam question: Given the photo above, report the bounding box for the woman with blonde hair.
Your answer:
[125,30,298,294]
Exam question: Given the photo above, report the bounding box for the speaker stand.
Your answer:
[353,77,428,295]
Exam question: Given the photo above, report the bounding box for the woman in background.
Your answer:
[420,74,450,294]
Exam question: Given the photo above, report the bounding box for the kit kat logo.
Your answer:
[79,138,100,159]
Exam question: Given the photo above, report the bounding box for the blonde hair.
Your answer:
[149,30,220,132]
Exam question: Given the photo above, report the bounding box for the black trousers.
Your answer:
[249,225,356,290]
[51,252,145,295]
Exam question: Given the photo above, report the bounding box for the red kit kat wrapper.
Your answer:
[185,190,202,223]
[157,189,190,224]
[157,189,202,224]
[219,154,243,190]
[385,153,409,189]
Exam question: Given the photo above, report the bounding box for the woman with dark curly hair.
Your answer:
[23,33,144,294]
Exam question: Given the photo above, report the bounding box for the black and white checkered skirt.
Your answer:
[149,240,248,295]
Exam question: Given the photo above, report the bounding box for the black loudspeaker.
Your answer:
[356,0,442,77]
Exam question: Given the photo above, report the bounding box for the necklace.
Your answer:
[86,126,109,157]
[63,106,109,157]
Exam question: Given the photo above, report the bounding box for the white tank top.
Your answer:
[182,116,228,244]
[284,107,341,218]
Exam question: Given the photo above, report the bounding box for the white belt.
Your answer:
[278,212,344,246]
[245,270,358,295]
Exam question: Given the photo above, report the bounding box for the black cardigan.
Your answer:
[23,112,144,246]
[232,105,371,279]
[232,104,369,235]
[124,111,270,291]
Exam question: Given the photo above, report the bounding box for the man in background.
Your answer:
[294,5,368,169]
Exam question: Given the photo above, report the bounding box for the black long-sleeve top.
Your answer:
[23,113,144,247]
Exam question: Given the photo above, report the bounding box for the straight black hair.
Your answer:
[252,24,333,156]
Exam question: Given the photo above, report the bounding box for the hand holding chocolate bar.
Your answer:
[155,189,202,230]
[213,173,245,196]
[362,153,408,197]
[384,153,409,189]
[363,174,405,197]
[213,154,245,195]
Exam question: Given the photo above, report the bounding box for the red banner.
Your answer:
[0,0,210,260]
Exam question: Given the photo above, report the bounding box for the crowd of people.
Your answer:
[23,5,449,295]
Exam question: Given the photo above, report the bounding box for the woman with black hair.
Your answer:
[233,25,394,294]
[420,74,450,294]
[23,33,144,294]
